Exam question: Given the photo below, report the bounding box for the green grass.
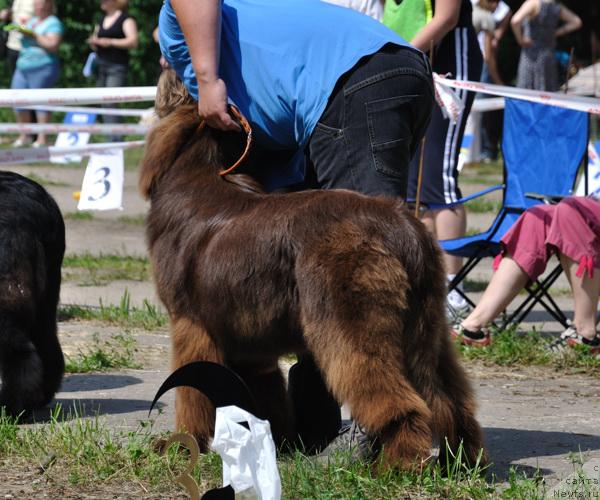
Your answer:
[59,291,167,330]
[64,211,94,221]
[0,408,222,496]
[457,326,600,374]
[464,197,502,214]
[118,214,146,226]
[62,252,151,285]
[65,331,141,373]
[24,173,69,187]
[0,408,549,498]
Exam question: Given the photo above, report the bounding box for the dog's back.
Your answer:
[0,171,65,415]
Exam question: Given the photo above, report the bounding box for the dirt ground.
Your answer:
[1,160,600,495]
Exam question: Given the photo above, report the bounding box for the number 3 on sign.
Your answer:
[88,166,111,201]
[78,150,124,211]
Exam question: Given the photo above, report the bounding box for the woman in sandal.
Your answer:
[9,0,62,148]
[452,195,600,353]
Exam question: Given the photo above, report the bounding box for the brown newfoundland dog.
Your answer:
[139,91,484,470]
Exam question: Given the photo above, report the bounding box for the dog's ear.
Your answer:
[138,104,200,199]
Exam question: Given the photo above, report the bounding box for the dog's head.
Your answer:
[139,70,252,199]
[154,68,196,119]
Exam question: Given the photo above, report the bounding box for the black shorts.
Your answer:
[407,26,483,206]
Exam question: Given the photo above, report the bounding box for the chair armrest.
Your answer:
[421,184,504,211]
[525,192,566,205]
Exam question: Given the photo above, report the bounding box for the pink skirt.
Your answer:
[494,196,600,280]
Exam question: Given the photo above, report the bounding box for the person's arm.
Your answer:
[555,4,581,38]
[90,18,138,50]
[410,0,461,53]
[492,7,512,48]
[108,17,138,49]
[483,32,503,84]
[29,21,62,53]
[510,0,538,48]
[171,0,239,130]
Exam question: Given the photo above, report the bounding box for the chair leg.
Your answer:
[501,265,569,329]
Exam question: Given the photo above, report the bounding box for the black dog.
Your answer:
[0,171,65,416]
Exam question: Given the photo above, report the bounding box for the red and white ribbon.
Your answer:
[0,140,145,165]
[0,123,149,135]
[0,86,156,107]
[434,74,600,115]
[22,104,154,117]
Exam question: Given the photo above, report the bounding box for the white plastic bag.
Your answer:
[210,405,281,500]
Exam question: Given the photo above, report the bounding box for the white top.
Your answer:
[321,0,383,21]
[6,0,35,51]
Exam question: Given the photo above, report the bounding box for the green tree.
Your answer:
[0,1,163,90]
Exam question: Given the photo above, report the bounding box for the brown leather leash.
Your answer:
[196,104,253,177]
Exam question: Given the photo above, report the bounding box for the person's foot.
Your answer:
[32,141,46,148]
[451,324,492,347]
[317,421,380,463]
[547,327,600,356]
[12,137,32,148]
[446,289,472,322]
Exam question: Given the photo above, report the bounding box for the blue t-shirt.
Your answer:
[159,0,409,154]
[17,15,63,71]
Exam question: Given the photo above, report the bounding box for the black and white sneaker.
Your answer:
[317,421,380,462]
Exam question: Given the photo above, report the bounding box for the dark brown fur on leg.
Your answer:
[228,359,294,449]
[171,316,223,450]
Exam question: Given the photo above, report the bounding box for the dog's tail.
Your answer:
[138,104,202,199]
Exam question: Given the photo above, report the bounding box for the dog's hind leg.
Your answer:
[429,341,486,469]
[301,318,434,470]
[171,316,224,450]
[228,358,295,450]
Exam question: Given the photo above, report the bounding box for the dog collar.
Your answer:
[196,105,253,177]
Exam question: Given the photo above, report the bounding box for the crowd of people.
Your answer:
[0,0,597,356]
[0,0,139,145]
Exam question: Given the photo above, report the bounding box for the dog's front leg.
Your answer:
[170,316,224,450]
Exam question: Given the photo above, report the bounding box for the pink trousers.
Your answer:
[494,196,600,280]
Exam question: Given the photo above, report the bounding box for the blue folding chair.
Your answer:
[440,98,589,328]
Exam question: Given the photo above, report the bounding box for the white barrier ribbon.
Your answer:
[0,123,149,135]
[0,86,156,107]
[433,74,600,115]
[470,97,505,113]
[0,140,145,165]
[22,104,154,117]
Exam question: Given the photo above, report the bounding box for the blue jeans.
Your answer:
[96,59,128,141]
[306,44,434,199]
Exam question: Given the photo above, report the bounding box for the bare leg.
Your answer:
[461,256,529,331]
[419,206,466,275]
[560,254,600,340]
[435,205,467,275]
[15,110,32,144]
[34,111,51,146]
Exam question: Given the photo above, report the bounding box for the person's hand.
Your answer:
[520,37,533,48]
[88,36,110,48]
[197,78,240,131]
[0,9,11,22]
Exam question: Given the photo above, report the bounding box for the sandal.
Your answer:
[12,137,32,148]
[451,324,492,347]
[547,327,600,356]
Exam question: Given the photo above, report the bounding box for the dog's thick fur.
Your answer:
[0,172,65,415]
[139,104,484,470]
